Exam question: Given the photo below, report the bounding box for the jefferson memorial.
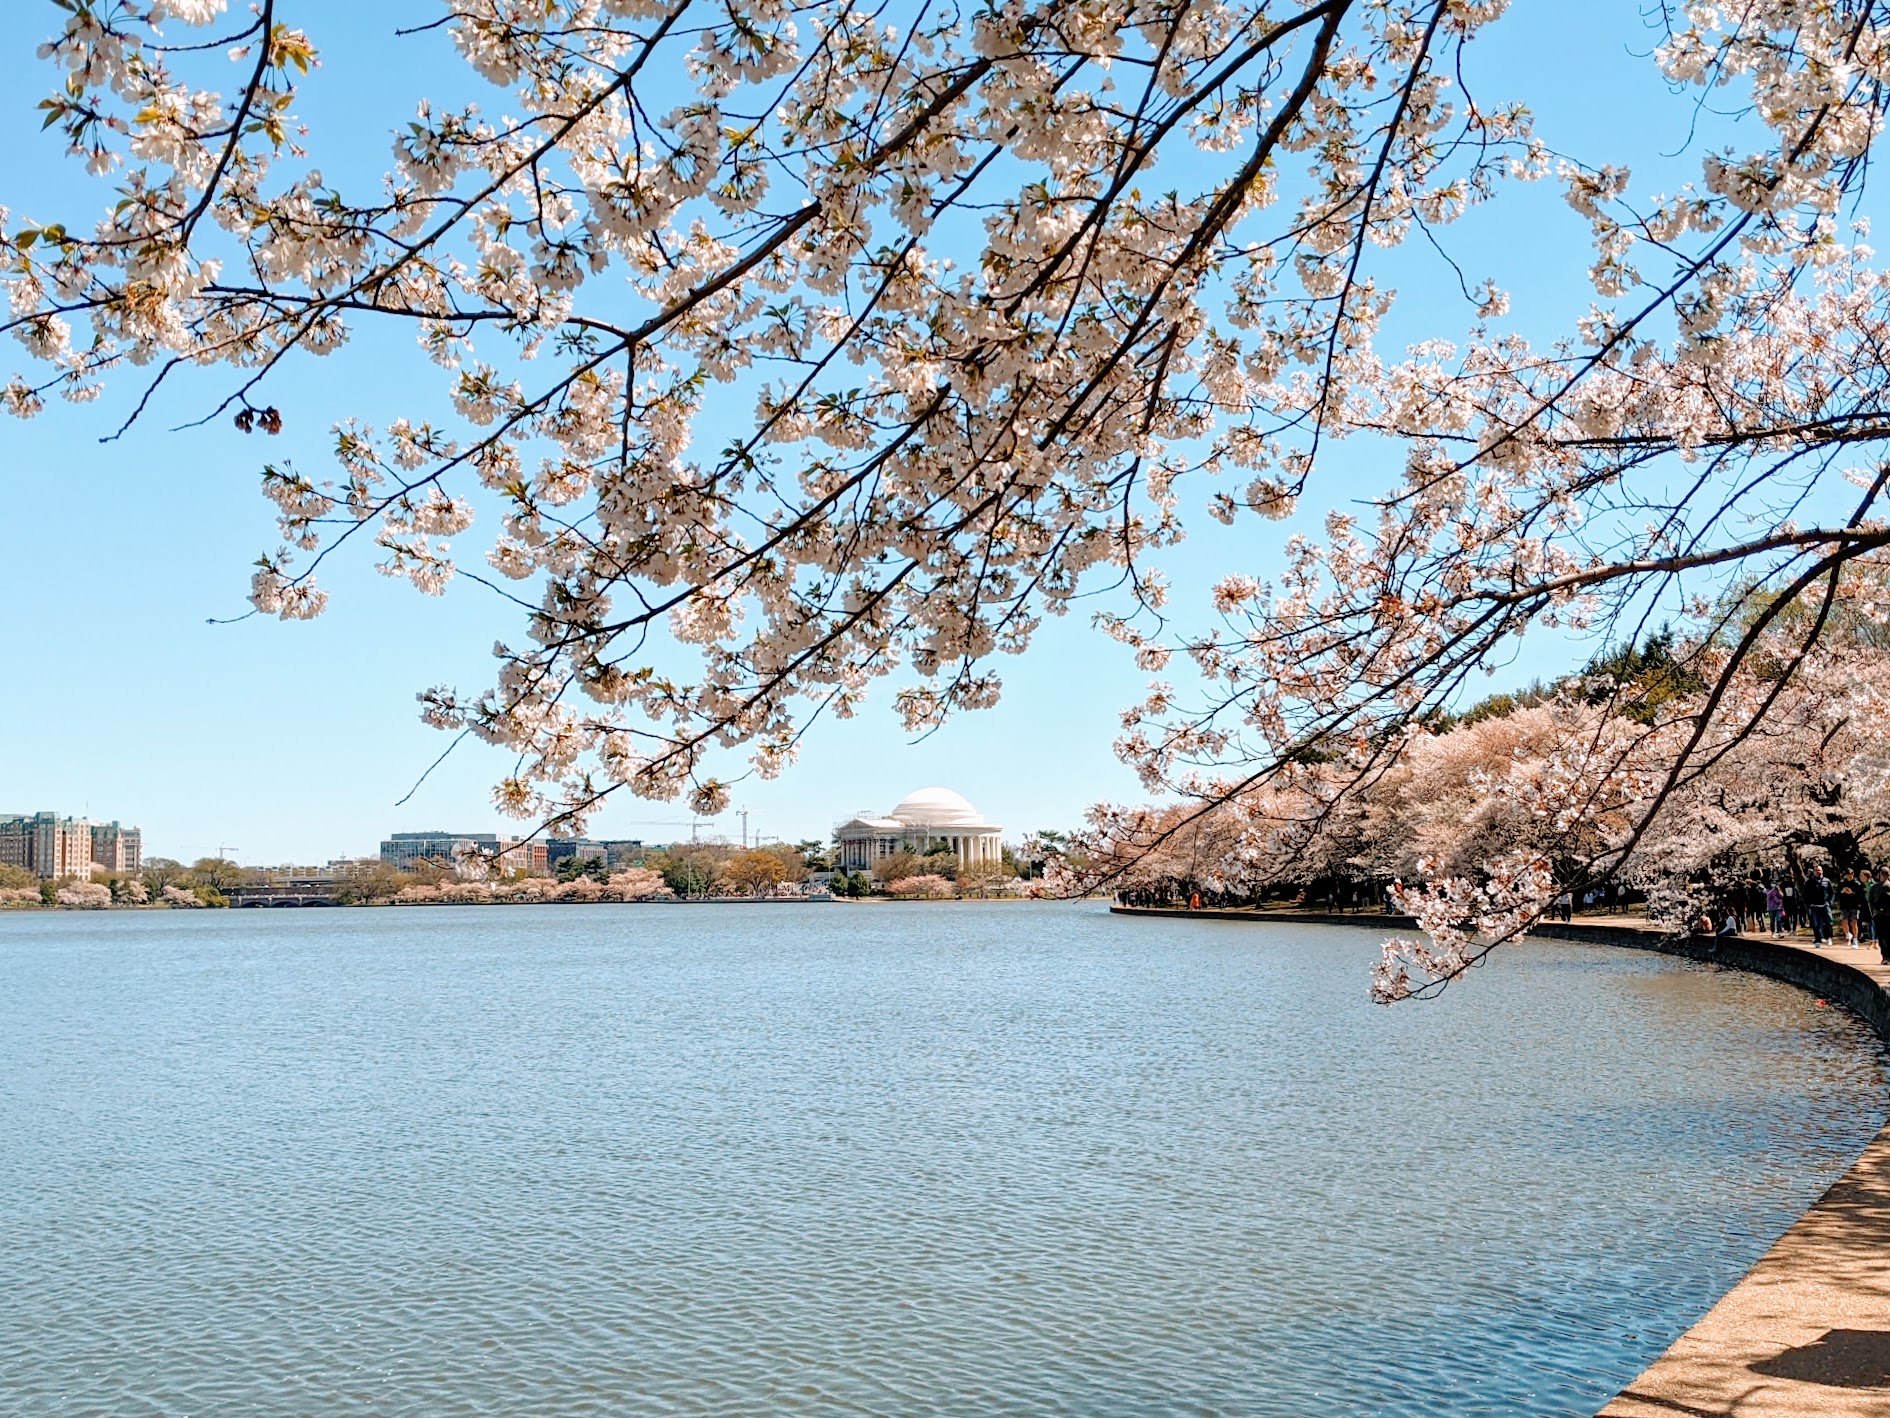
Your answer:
[833,788,1004,871]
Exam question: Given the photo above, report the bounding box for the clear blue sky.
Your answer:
[0,2,1778,864]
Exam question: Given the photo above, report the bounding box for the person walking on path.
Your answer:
[1765,881,1785,937]
[1871,868,1890,965]
[1806,865,1835,947]
[1871,867,1890,961]
[1839,869,1865,947]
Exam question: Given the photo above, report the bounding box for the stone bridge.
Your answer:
[225,883,340,908]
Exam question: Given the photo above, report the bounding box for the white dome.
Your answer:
[889,786,986,827]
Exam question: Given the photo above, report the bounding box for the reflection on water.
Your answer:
[1,902,1882,1416]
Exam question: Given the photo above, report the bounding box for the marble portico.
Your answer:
[834,788,1003,872]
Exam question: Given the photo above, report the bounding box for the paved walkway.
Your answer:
[1112,906,1890,1415]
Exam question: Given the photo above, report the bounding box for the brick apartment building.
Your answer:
[0,812,143,879]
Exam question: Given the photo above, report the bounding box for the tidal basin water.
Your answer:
[2,903,1885,1416]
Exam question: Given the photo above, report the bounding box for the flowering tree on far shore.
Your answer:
[11,2,1890,993]
[889,872,954,898]
[391,865,675,903]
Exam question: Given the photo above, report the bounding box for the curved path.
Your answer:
[1111,905,1890,1416]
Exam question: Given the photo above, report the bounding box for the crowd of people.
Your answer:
[1113,878,1642,917]
[1694,863,1890,961]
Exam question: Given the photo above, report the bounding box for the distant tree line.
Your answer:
[2,833,1058,909]
[0,854,252,909]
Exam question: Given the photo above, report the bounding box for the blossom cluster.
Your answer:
[5,0,1890,891]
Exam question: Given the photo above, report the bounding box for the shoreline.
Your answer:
[0,890,1056,913]
[1111,904,1890,1416]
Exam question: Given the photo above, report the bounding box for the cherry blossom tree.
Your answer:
[1081,617,1890,996]
[9,2,1890,994]
[889,871,954,897]
[0,0,1536,818]
[603,865,674,898]
[56,879,114,907]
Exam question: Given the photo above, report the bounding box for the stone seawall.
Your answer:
[1110,904,1890,1416]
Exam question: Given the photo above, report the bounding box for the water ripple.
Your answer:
[0,903,1882,1417]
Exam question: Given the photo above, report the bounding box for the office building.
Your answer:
[380,831,550,878]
